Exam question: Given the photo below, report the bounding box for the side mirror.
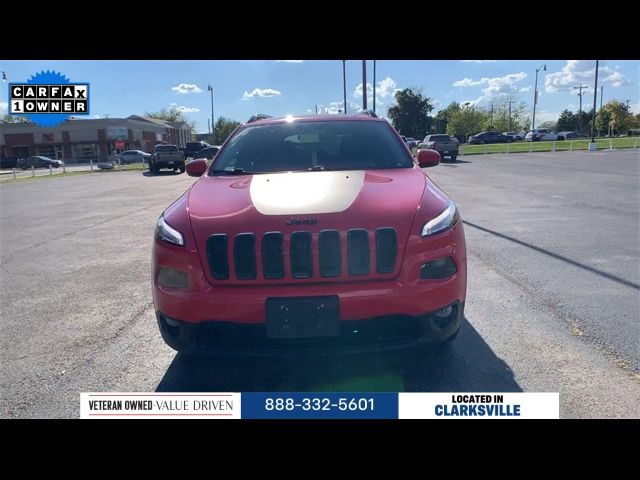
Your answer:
[417,149,440,168]
[186,158,207,177]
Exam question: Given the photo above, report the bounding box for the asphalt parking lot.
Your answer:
[1,150,638,418]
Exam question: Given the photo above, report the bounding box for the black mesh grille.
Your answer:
[262,232,284,279]
[375,228,397,274]
[290,231,313,278]
[348,229,370,275]
[206,234,229,280]
[234,233,257,280]
[318,230,341,277]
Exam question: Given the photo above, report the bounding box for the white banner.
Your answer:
[399,392,559,419]
[80,393,241,419]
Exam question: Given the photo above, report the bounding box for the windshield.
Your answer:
[156,145,178,152]
[210,120,412,175]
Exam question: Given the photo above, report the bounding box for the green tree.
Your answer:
[484,97,529,133]
[538,120,557,130]
[145,107,197,132]
[387,88,434,138]
[446,103,488,141]
[433,102,460,134]
[556,109,577,132]
[599,100,633,133]
[595,109,611,136]
[213,116,242,144]
[2,114,30,123]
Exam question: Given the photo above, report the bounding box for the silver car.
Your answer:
[118,150,151,164]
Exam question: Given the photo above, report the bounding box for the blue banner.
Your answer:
[241,392,398,419]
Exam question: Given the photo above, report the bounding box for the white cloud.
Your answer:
[545,60,630,93]
[169,103,200,113]
[432,99,441,108]
[453,72,528,105]
[519,86,531,92]
[453,77,484,87]
[630,101,640,115]
[354,76,398,98]
[0,101,8,116]
[306,109,313,113]
[461,60,498,63]
[243,88,282,99]
[171,83,202,94]
[93,114,101,119]
[277,60,304,63]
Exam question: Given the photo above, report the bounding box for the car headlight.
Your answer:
[421,199,459,237]
[156,215,184,246]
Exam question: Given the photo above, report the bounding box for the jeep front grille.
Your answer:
[207,228,397,281]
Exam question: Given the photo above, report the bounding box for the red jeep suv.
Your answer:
[153,113,467,356]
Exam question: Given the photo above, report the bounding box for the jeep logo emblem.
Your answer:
[286,217,318,226]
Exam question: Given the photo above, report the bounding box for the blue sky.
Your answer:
[1,60,637,133]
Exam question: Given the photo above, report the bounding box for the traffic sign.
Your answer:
[115,140,125,149]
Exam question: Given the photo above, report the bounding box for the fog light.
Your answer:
[420,257,457,279]
[158,267,190,288]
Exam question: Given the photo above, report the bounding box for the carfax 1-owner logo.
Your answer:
[8,70,90,127]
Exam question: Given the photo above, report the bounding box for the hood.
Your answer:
[188,167,428,285]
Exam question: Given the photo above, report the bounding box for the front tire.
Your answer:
[450,153,458,162]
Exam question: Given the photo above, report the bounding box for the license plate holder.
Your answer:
[266,296,340,338]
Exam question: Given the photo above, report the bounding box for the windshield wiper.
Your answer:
[308,165,326,171]
[211,168,254,176]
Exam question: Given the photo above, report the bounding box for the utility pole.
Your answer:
[573,84,589,133]
[362,60,367,110]
[508,100,514,132]
[373,60,377,113]
[625,99,630,110]
[490,104,494,129]
[600,85,603,111]
[315,104,318,115]
[207,84,215,142]
[591,60,599,143]
[342,60,347,115]
[207,118,211,135]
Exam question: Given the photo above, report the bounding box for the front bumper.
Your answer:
[157,301,463,356]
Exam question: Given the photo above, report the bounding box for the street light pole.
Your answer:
[207,84,214,142]
[532,64,546,130]
[591,60,599,143]
[373,60,376,114]
[342,60,347,115]
[362,60,367,111]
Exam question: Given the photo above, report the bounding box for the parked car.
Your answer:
[468,131,512,144]
[419,134,459,162]
[557,131,587,140]
[184,141,211,159]
[153,113,466,355]
[0,156,18,169]
[150,145,185,173]
[17,156,63,170]
[118,150,151,164]
[193,146,220,160]
[525,129,559,142]
[405,137,419,148]
[503,131,524,141]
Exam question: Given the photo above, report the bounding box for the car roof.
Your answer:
[242,114,388,126]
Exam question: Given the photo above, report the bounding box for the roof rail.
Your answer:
[247,113,273,123]
[357,109,378,118]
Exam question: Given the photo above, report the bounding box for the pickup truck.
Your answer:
[150,145,185,173]
[418,134,459,162]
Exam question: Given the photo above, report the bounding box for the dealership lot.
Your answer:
[0,150,638,418]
